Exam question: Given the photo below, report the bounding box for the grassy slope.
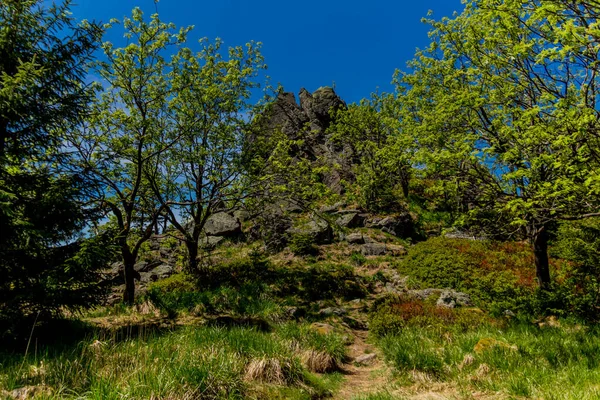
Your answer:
[2,236,599,399]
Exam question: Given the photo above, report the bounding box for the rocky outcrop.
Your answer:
[259,87,354,194]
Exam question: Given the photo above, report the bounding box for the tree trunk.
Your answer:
[533,226,551,289]
[185,239,199,274]
[122,252,136,305]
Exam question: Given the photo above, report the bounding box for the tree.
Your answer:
[0,0,109,324]
[398,0,600,288]
[71,9,190,304]
[144,38,268,273]
[328,93,413,211]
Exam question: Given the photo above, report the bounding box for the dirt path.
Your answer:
[333,329,393,400]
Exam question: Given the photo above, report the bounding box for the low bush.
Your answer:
[289,233,319,256]
[369,295,487,338]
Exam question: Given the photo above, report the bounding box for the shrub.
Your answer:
[289,233,319,256]
[369,295,487,337]
[398,237,538,311]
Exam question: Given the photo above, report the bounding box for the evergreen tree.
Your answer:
[0,0,109,326]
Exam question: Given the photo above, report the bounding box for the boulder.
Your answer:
[139,264,174,283]
[361,243,387,256]
[366,213,413,237]
[288,219,333,244]
[345,233,365,244]
[336,212,365,228]
[204,212,241,237]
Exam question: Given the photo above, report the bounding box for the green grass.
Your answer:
[377,321,600,399]
[0,323,347,399]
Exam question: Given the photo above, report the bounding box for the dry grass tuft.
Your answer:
[458,353,475,370]
[244,357,297,385]
[135,300,161,316]
[300,350,338,373]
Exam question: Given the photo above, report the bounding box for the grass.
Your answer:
[0,323,347,399]
[377,321,600,399]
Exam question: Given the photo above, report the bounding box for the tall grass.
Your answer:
[0,323,346,399]
[378,322,600,399]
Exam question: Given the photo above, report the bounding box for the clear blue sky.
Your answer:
[71,0,464,104]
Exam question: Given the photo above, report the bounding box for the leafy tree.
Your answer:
[71,9,190,304]
[0,0,109,324]
[329,93,413,211]
[397,0,600,288]
[144,38,268,273]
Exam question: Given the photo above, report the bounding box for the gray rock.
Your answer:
[346,233,365,244]
[436,290,472,308]
[140,264,174,283]
[204,212,241,237]
[355,353,377,365]
[410,288,442,301]
[336,212,365,228]
[288,219,333,244]
[201,236,224,248]
[318,307,347,317]
[319,201,346,213]
[360,243,387,256]
[366,213,414,237]
[134,261,162,273]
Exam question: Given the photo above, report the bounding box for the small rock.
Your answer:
[436,290,472,308]
[360,243,387,256]
[355,353,377,365]
[287,219,333,244]
[7,385,52,400]
[504,309,516,317]
[345,233,365,244]
[319,307,347,317]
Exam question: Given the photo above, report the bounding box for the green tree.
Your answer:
[144,38,268,273]
[398,0,600,288]
[329,93,413,211]
[0,0,109,324]
[70,9,190,304]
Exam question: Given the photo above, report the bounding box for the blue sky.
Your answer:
[71,0,464,104]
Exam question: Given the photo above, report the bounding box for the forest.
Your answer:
[2,0,600,399]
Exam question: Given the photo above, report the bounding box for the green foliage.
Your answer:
[289,233,319,256]
[398,238,536,311]
[349,251,367,266]
[329,94,413,211]
[0,0,108,326]
[369,295,487,338]
[397,0,600,287]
